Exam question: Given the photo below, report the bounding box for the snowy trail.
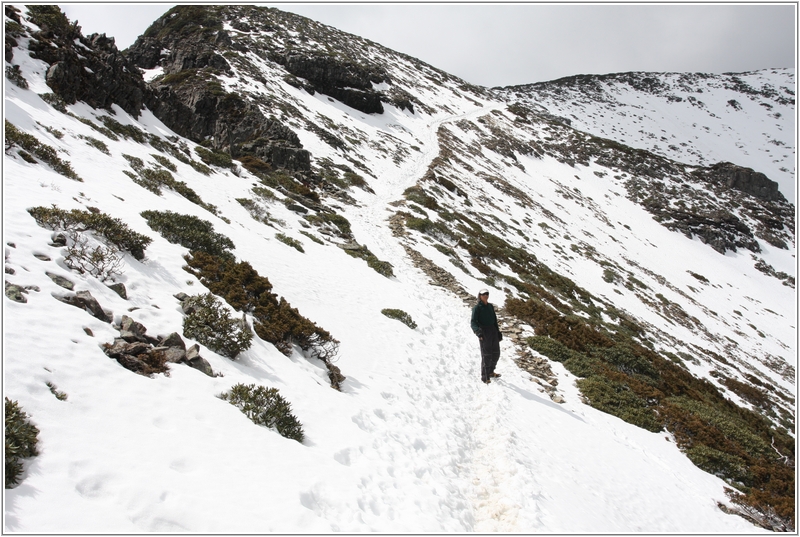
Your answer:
[337,102,547,531]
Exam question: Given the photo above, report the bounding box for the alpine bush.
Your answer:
[5,120,81,180]
[381,308,417,329]
[27,205,152,260]
[182,293,252,359]
[220,383,304,442]
[141,210,234,261]
[5,398,39,488]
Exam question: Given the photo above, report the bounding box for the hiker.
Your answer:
[470,288,503,384]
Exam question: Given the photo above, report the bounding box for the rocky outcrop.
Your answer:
[54,290,112,322]
[697,162,787,203]
[22,6,145,116]
[276,53,387,115]
[102,315,215,377]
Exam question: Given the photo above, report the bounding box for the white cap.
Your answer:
[478,288,489,295]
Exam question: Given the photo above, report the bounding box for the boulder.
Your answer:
[55,290,112,322]
[46,271,74,290]
[107,282,127,299]
[186,356,214,377]
[5,282,27,303]
[119,315,148,341]
[160,332,186,349]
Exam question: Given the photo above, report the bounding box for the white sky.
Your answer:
[58,2,797,87]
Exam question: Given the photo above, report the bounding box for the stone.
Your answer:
[103,338,150,358]
[55,290,112,322]
[119,315,147,341]
[187,356,213,377]
[116,354,146,374]
[185,343,201,361]
[152,346,185,364]
[33,253,51,261]
[160,332,186,350]
[46,271,74,290]
[50,233,67,247]
[107,282,127,299]
[174,292,189,303]
[5,266,15,275]
[5,282,27,303]
[83,327,94,337]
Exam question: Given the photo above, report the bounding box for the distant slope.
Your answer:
[497,70,796,200]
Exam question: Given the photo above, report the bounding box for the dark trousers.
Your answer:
[479,330,500,382]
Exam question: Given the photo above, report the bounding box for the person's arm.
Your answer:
[470,306,482,337]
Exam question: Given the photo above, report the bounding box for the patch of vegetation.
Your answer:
[5,120,81,180]
[195,146,233,169]
[343,245,393,278]
[39,92,67,113]
[79,135,110,155]
[182,293,252,359]
[304,212,352,239]
[122,154,218,215]
[236,155,272,175]
[98,116,147,144]
[219,383,304,443]
[141,210,234,261]
[381,308,417,329]
[275,233,304,253]
[261,169,320,203]
[46,382,68,401]
[5,398,39,488]
[517,297,794,526]
[183,251,339,361]
[28,205,152,260]
[5,65,28,89]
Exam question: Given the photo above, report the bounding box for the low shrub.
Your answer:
[5,120,81,180]
[219,383,304,442]
[195,146,233,168]
[63,230,124,281]
[27,205,152,260]
[381,308,417,329]
[276,233,304,253]
[182,293,252,359]
[5,398,39,488]
[6,65,28,89]
[576,376,662,432]
[141,210,234,261]
[183,251,339,361]
[344,245,394,278]
[686,445,751,487]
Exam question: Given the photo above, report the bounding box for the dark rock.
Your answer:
[107,282,127,299]
[116,354,146,373]
[5,266,15,275]
[83,327,94,337]
[152,346,186,364]
[119,315,148,341]
[55,290,112,322]
[326,362,345,391]
[46,271,74,290]
[33,253,51,261]
[186,356,214,377]
[104,338,150,358]
[160,332,186,350]
[50,233,67,246]
[174,292,189,302]
[185,343,201,361]
[699,162,786,202]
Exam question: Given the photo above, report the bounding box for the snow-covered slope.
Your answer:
[498,70,796,200]
[3,5,795,533]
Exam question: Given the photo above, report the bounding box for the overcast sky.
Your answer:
[59,3,796,87]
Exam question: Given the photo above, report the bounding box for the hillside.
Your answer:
[3,5,795,532]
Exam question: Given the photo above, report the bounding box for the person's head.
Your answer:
[478,288,489,303]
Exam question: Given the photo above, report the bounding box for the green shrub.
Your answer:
[686,445,752,487]
[182,293,252,359]
[5,398,39,488]
[141,210,234,261]
[27,205,152,260]
[183,251,339,361]
[80,135,110,155]
[527,335,582,363]
[46,382,68,401]
[219,383,304,442]
[195,146,233,168]
[5,65,28,89]
[592,343,658,379]
[381,308,417,329]
[276,233,304,253]
[39,93,67,113]
[151,154,177,172]
[344,244,394,278]
[5,120,81,180]
[98,116,146,143]
[576,376,662,432]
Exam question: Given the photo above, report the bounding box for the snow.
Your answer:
[3,18,791,533]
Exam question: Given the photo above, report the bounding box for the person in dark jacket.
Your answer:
[470,288,503,384]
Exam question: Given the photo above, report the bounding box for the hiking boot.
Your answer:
[483,379,491,384]
[491,373,501,378]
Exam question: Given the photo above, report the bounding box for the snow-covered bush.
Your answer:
[182,293,252,359]
[5,398,39,488]
[5,121,81,181]
[63,229,124,282]
[219,383,304,443]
